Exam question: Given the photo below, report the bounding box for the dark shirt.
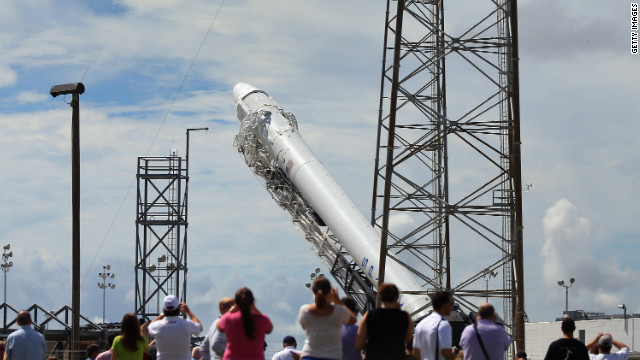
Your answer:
[544,338,590,360]
[364,308,409,360]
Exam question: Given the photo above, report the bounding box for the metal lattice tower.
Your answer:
[372,0,524,351]
[135,151,188,322]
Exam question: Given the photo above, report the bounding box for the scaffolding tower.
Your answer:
[135,151,188,321]
[372,0,524,351]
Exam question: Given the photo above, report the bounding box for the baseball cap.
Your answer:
[163,295,179,311]
[599,335,613,347]
[283,335,296,345]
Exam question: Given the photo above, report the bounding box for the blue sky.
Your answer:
[1,0,639,354]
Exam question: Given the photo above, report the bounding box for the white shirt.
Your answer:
[272,346,301,360]
[589,348,629,360]
[413,312,452,360]
[149,316,202,360]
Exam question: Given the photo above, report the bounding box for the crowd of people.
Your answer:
[0,279,631,360]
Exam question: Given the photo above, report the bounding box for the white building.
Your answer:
[525,311,638,360]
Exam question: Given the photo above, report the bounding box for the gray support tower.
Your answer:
[135,151,188,321]
[372,0,524,351]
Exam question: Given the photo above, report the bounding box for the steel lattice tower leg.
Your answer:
[372,0,525,352]
[135,152,189,322]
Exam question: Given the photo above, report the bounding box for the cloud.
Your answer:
[540,199,640,311]
[0,63,18,88]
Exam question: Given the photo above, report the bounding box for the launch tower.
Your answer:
[134,151,188,321]
[372,0,525,351]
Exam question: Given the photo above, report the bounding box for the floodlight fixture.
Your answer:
[2,243,13,303]
[97,264,115,324]
[49,83,85,98]
[558,277,575,312]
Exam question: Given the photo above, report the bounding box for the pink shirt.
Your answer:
[218,311,273,360]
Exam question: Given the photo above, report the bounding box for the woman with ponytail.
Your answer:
[217,287,272,360]
[298,277,357,360]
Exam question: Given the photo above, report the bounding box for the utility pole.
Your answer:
[50,82,85,360]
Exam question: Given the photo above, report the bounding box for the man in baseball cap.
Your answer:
[149,295,202,360]
[586,333,629,360]
[271,335,301,360]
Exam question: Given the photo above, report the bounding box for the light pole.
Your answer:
[156,255,166,312]
[618,304,634,351]
[558,277,575,312]
[50,82,85,359]
[97,265,115,324]
[483,268,497,303]
[1,244,13,303]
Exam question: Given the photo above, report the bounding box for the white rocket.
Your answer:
[233,83,430,319]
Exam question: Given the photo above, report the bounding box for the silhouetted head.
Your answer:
[235,287,256,339]
[16,311,32,326]
[378,283,400,303]
[312,277,332,309]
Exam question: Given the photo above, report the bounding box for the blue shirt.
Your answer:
[6,324,47,360]
[459,319,511,360]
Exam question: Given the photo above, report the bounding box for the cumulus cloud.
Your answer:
[540,199,640,310]
[0,63,17,88]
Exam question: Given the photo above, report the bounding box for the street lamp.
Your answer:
[557,277,575,312]
[50,82,85,358]
[1,244,13,303]
[483,268,498,303]
[97,265,115,324]
[619,304,634,351]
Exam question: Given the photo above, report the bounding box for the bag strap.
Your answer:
[474,322,491,360]
[435,318,443,360]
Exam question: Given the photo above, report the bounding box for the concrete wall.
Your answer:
[525,318,639,360]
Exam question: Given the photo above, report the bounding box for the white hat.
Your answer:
[163,295,179,311]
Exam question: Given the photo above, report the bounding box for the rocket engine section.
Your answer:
[233,83,430,320]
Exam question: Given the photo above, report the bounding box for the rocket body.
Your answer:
[234,83,429,319]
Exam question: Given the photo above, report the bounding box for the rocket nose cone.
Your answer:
[233,83,259,105]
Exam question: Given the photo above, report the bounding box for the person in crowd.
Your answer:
[412,291,456,360]
[543,317,589,360]
[201,297,235,360]
[341,297,361,360]
[459,303,511,360]
[4,310,47,360]
[217,287,273,360]
[515,351,527,360]
[111,313,148,360]
[0,341,6,360]
[87,344,102,360]
[298,277,357,360]
[149,295,202,360]
[272,336,301,360]
[191,346,202,360]
[355,283,413,360]
[406,341,415,360]
[586,333,629,360]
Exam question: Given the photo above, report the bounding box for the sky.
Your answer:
[1,0,639,354]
